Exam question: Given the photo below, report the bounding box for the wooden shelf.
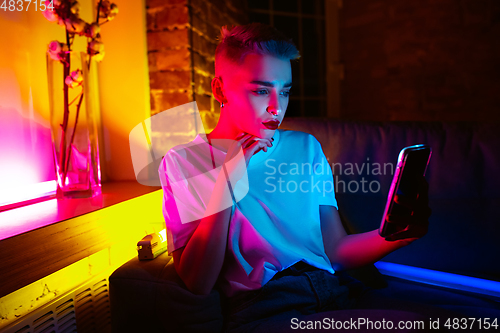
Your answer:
[0,181,162,298]
[0,181,159,241]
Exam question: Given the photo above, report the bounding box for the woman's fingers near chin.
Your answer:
[242,135,256,146]
[245,137,269,149]
[246,140,261,153]
[242,138,256,149]
[236,132,248,140]
[252,147,263,156]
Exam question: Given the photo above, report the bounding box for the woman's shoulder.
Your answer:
[278,129,321,147]
[164,134,207,159]
[160,134,209,173]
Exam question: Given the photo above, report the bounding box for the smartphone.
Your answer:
[379,144,432,240]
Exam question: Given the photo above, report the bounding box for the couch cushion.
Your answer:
[109,252,223,333]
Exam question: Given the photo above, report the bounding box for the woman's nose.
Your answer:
[266,106,281,116]
[267,92,281,116]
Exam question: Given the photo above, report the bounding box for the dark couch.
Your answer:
[110,118,500,332]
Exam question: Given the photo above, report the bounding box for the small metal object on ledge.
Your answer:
[137,231,168,260]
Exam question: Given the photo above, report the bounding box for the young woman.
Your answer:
[159,23,431,332]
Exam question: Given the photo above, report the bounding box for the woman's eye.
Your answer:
[252,89,291,96]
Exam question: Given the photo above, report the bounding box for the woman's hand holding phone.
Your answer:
[384,176,432,242]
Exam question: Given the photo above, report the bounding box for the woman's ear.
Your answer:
[211,76,227,105]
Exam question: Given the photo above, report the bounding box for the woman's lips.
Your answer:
[262,120,280,130]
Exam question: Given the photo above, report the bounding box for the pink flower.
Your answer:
[64,15,87,34]
[47,40,68,61]
[92,50,105,62]
[99,0,111,18]
[88,38,105,61]
[42,7,58,22]
[108,3,119,20]
[99,1,118,20]
[84,23,100,38]
[48,40,61,53]
[57,16,65,27]
[70,1,80,14]
[88,39,104,53]
[65,69,83,88]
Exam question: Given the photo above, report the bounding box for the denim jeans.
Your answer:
[225,262,367,332]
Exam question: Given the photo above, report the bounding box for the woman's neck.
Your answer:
[206,128,236,152]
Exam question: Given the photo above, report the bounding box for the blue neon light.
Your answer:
[374,261,500,298]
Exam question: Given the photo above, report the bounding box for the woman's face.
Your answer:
[222,53,292,139]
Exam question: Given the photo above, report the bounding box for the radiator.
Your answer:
[1,275,111,333]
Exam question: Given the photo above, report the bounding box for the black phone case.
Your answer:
[379,145,432,240]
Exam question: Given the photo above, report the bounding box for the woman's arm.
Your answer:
[172,170,235,295]
[320,205,412,271]
[320,178,430,270]
[171,134,273,295]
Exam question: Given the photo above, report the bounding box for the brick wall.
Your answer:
[340,0,500,121]
[146,0,247,148]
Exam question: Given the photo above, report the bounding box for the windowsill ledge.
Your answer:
[0,181,163,298]
[0,181,160,241]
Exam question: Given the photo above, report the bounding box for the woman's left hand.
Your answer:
[385,176,432,241]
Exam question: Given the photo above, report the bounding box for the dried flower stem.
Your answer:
[96,0,103,24]
[59,30,71,183]
[68,91,83,106]
[62,90,84,183]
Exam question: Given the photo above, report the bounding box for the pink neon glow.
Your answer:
[0,70,56,209]
[0,180,57,208]
[0,187,103,240]
[0,199,58,240]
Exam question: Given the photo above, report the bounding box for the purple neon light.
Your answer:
[375,261,500,298]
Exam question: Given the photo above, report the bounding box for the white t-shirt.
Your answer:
[159,129,338,297]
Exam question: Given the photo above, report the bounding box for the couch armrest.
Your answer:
[109,252,224,333]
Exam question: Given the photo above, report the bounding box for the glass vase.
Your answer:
[47,51,101,198]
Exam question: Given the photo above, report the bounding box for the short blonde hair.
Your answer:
[215,23,300,72]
